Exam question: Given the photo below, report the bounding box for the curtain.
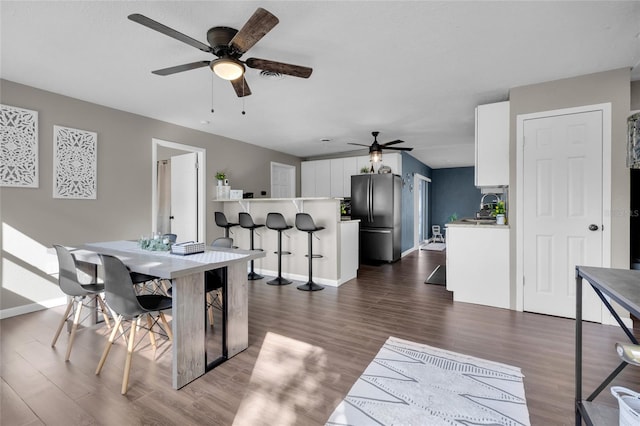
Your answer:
[157,160,171,234]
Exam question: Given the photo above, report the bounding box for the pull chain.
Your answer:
[241,80,246,115]
[211,73,219,114]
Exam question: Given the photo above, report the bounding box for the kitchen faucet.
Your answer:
[480,193,501,210]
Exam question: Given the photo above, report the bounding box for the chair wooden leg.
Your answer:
[65,298,84,361]
[206,293,215,327]
[121,317,139,395]
[160,280,170,295]
[51,298,74,347]
[95,295,112,330]
[158,312,173,341]
[96,315,122,375]
[146,314,157,351]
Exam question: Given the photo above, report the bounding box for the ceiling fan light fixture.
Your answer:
[370,148,382,163]
[210,57,245,80]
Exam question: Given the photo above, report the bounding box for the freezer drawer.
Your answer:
[360,228,398,262]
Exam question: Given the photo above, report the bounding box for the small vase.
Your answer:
[496,214,505,225]
[217,179,223,187]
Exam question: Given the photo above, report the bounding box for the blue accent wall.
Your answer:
[431,167,481,231]
[400,152,432,252]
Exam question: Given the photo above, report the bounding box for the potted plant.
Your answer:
[493,201,506,225]
[360,166,370,174]
[215,171,226,186]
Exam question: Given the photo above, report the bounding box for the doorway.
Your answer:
[516,104,611,322]
[414,173,431,248]
[152,139,206,243]
[271,162,296,198]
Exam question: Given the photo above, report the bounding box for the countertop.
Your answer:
[446,219,509,229]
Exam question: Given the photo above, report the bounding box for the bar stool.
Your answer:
[239,212,264,280]
[266,213,293,286]
[295,213,325,291]
[215,211,239,239]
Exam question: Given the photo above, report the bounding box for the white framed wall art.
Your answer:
[53,125,97,199]
[0,104,39,187]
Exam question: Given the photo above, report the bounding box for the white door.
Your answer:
[171,152,198,242]
[523,110,603,321]
[271,162,295,198]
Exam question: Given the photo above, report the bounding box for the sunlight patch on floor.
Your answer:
[233,332,331,426]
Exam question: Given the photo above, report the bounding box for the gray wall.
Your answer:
[509,67,631,307]
[431,167,481,230]
[632,80,640,110]
[0,79,301,313]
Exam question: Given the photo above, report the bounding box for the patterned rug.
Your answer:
[420,242,446,251]
[326,337,530,426]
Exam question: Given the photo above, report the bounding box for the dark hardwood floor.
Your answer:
[2,249,639,425]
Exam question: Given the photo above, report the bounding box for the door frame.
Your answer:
[515,103,611,312]
[413,173,431,249]
[270,162,296,198]
[152,138,206,243]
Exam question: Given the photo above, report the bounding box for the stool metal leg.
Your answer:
[297,232,324,291]
[268,230,292,285]
[247,229,263,280]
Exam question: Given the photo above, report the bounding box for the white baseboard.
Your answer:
[0,296,67,319]
[602,312,634,328]
[255,268,342,287]
[402,247,417,257]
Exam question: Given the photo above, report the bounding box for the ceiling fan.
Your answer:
[128,8,313,97]
[349,131,413,162]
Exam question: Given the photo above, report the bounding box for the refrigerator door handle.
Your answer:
[369,177,374,222]
[361,229,391,234]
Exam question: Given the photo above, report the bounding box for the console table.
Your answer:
[575,266,640,425]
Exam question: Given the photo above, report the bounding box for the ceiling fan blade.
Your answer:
[384,146,413,151]
[152,61,210,76]
[128,14,212,53]
[231,77,252,97]
[229,8,279,55]
[347,143,372,147]
[245,58,312,78]
[381,139,404,147]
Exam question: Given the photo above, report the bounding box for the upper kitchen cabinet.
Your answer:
[302,153,402,198]
[475,101,510,187]
[301,160,332,197]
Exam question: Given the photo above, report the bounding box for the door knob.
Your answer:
[588,224,599,231]
[170,216,175,220]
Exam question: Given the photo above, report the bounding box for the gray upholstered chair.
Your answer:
[51,245,113,361]
[95,253,173,395]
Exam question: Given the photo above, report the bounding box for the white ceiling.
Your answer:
[2,1,640,169]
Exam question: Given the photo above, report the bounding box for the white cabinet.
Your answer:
[301,160,331,197]
[445,224,510,309]
[301,161,315,197]
[475,101,510,187]
[330,159,345,198]
[302,153,403,198]
[342,157,357,197]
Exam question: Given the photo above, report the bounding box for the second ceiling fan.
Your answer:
[349,131,413,162]
[128,7,313,97]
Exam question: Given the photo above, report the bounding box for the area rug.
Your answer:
[425,265,446,286]
[326,337,530,426]
[420,242,446,251]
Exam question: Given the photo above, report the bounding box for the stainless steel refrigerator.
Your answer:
[351,173,401,262]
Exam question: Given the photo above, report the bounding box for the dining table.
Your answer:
[71,240,265,389]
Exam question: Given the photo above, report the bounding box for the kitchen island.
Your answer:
[213,198,359,286]
[445,220,511,309]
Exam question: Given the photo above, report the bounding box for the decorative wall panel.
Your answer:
[0,104,39,187]
[53,125,97,199]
